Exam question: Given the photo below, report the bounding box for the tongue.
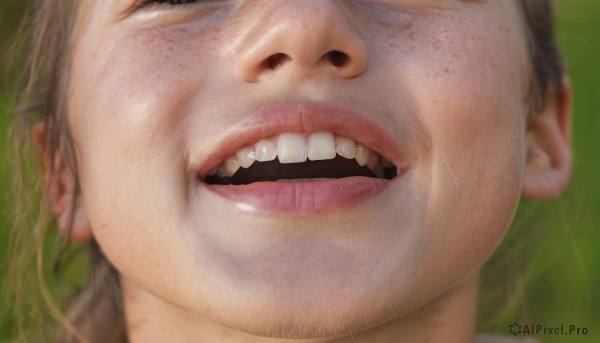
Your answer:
[208,156,376,185]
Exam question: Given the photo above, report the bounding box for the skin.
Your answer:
[43,0,571,341]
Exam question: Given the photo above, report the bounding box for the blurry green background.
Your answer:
[0,1,598,342]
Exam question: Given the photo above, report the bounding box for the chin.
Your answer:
[188,257,420,341]
[212,292,399,340]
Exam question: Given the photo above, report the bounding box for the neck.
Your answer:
[121,273,479,343]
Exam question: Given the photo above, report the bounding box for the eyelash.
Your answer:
[134,0,200,10]
[146,0,199,4]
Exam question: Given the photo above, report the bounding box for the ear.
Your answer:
[33,123,93,242]
[522,77,572,200]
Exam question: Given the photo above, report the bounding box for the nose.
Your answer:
[234,1,367,83]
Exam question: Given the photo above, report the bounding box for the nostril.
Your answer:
[326,50,350,68]
[262,53,291,70]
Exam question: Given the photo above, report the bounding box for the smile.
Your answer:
[196,103,407,214]
[204,131,397,185]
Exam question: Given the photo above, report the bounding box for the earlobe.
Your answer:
[33,123,93,242]
[522,77,572,200]
[53,172,93,243]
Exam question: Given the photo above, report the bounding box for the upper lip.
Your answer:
[194,102,406,178]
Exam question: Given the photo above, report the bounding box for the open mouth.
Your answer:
[203,131,397,185]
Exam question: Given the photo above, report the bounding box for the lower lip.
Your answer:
[204,177,391,215]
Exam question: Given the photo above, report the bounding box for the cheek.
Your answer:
[67,26,220,273]
[424,22,526,268]
[383,14,528,277]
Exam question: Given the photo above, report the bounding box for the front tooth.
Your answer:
[224,155,240,177]
[335,136,356,159]
[308,131,336,161]
[236,147,256,168]
[355,143,370,167]
[277,133,308,164]
[255,139,277,162]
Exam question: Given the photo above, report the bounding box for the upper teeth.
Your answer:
[209,131,393,178]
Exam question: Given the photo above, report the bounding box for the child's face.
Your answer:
[68,0,531,337]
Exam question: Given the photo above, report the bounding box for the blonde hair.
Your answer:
[5,0,564,341]
[7,0,124,341]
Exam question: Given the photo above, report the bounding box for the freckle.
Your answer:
[444,67,451,74]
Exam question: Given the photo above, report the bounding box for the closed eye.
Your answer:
[141,0,199,5]
[132,0,204,11]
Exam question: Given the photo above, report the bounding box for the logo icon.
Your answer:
[509,322,522,336]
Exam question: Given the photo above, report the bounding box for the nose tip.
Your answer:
[235,2,367,83]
